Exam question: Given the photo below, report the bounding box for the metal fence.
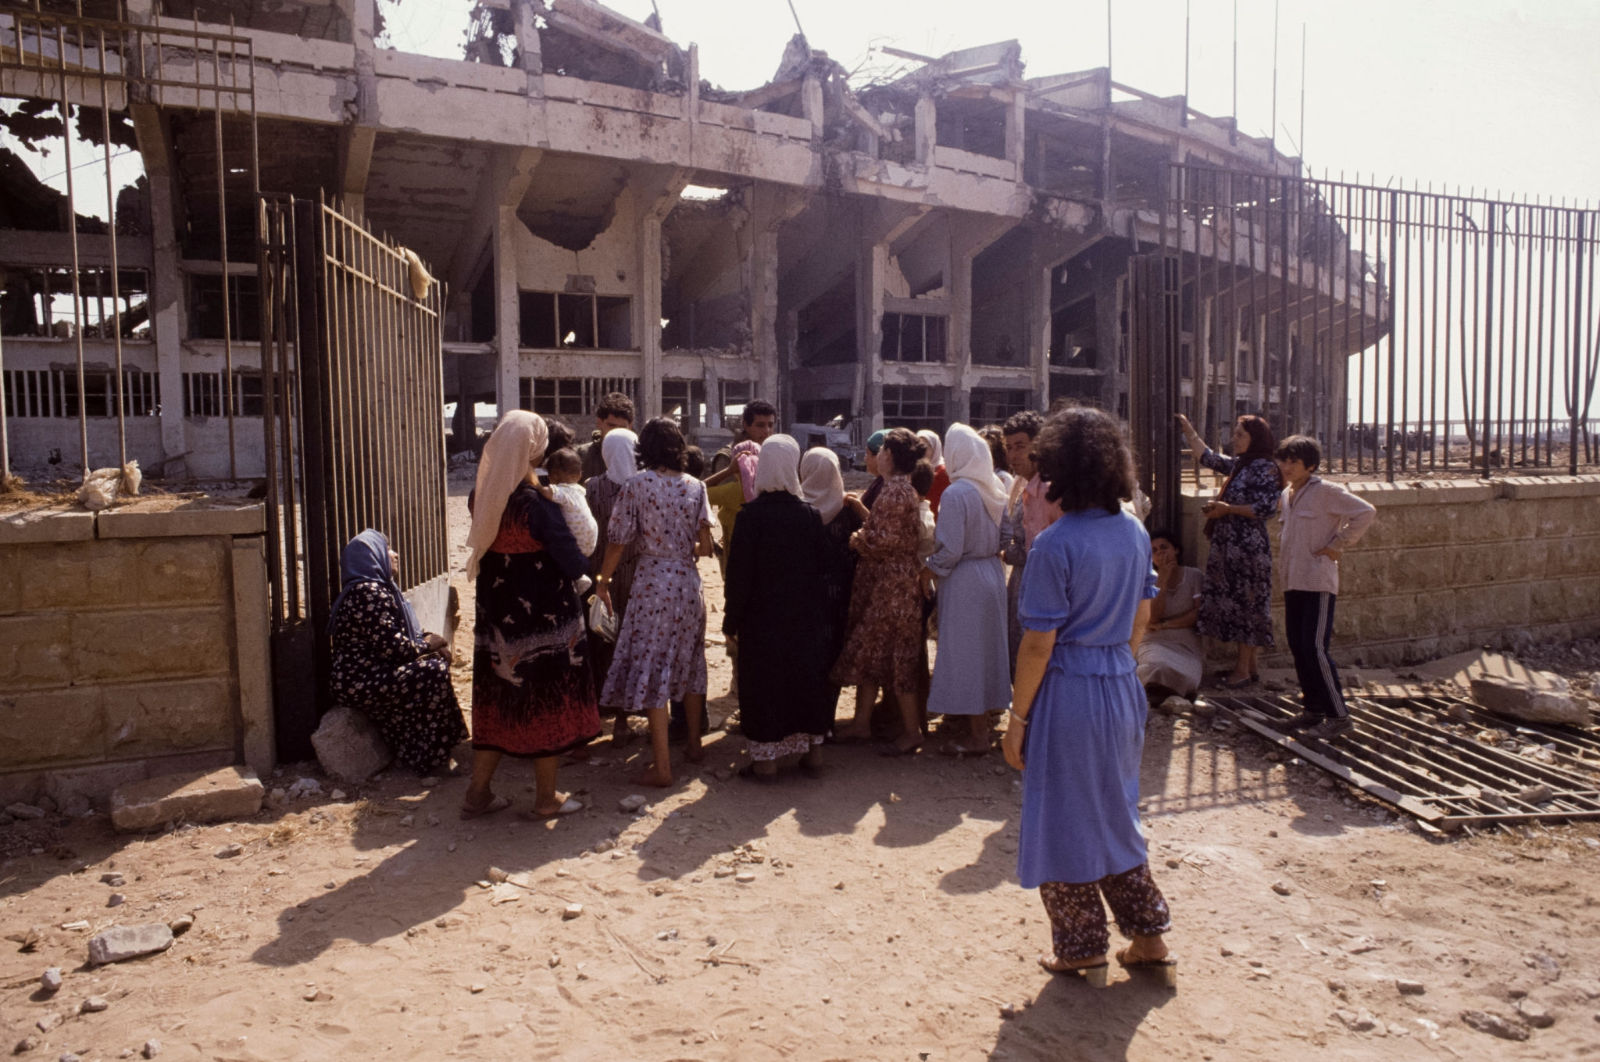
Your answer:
[1141,166,1598,518]
[259,193,449,758]
[0,1,258,479]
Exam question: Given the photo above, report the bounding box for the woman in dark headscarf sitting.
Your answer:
[329,529,468,775]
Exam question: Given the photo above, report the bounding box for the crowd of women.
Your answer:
[320,393,1383,987]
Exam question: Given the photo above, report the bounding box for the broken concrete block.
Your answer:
[110,768,264,833]
[310,707,393,785]
[5,803,45,821]
[87,924,173,965]
[1470,674,1590,727]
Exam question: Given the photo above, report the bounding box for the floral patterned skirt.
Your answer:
[600,553,708,711]
[1195,528,1275,648]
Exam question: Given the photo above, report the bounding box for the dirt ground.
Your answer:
[3,480,1600,1061]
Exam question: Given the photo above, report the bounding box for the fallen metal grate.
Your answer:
[1207,692,1600,832]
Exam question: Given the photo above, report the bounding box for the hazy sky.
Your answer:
[380,0,1599,204]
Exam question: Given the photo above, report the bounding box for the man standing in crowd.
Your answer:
[1000,410,1053,675]
[575,391,637,482]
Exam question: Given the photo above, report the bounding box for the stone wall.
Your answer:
[1180,476,1600,668]
[0,503,273,808]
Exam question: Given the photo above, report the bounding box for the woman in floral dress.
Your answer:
[595,416,715,787]
[461,411,600,820]
[1176,413,1282,687]
[831,428,929,755]
[329,529,467,775]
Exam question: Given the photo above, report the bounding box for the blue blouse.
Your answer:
[1018,507,1158,676]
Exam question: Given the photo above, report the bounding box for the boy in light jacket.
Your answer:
[1274,435,1376,739]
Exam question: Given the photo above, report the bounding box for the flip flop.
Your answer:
[523,797,583,820]
[458,793,511,821]
[1038,955,1110,988]
[1115,948,1179,988]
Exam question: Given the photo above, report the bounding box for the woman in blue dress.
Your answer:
[1001,405,1174,986]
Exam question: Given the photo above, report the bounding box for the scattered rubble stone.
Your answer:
[1397,979,1425,995]
[214,843,242,859]
[1517,999,1555,1028]
[562,904,584,920]
[111,768,265,832]
[39,968,61,993]
[57,1053,80,1062]
[1271,881,1291,896]
[33,1014,59,1033]
[618,795,648,813]
[107,893,125,907]
[1460,1010,1529,1041]
[311,707,393,784]
[12,1035,38,1054]
[5,804,45,821]
[1470,674,1590,726]
[1335,1009,1377,1032]
[79,996,108,1013]
[1516,783,1554,805]
[87,924,174,965]
[141,1041,161,1059]
[167,914,193,936]
[100,873,124,886]
[735,871,756,884]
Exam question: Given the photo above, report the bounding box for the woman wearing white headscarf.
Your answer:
[917,428,951,517]
[924,422,1013,755]
[801,447,861,720]
[583,427,643,745]
[463,410,600,820]
[724,435,834,779]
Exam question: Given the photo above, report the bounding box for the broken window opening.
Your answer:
[181,370,281,418]
[662,378,706,429]
[934,97,1007,160]
[1049,297,1097,370]
[795,277,856,367]
[3,367,159,418]
[519,376,640,419]
[1049,371,1105,408]
[519,291,633,350]
[189,273,261,342]
[464,3,519,67]
[0,266,151,339]
[881,384,948,435]
[795,399,851,427]
[879,311,946,363]
[162,1,356,43]
[969,388,1029,426]
[719,380,751,426]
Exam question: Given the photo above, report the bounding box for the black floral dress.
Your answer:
[1196,449,1281,647]
[330,583,468,774]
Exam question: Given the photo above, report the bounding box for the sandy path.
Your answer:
[1,483,1597,1060]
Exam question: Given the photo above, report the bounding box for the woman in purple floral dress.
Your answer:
[595,417,715,787]
[1177,413,1282,687]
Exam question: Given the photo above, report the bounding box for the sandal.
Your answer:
[459,793,511,821]
[522,797,583,820]
[1115,947,1179,988]
[737,762,778,783]
[1038,955,1110,988]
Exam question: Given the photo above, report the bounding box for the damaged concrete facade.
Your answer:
[1,0,1346,477]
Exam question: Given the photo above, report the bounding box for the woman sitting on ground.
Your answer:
[1135,531,1204,700]
[724,435,833,780]
[1002,405,1174,985]
[330,529,468,776]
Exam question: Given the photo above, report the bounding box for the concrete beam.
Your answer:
[0,231,152,269]
[447,146,543,329]
[337,125,377,219]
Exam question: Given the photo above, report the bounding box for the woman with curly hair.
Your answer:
[595,416,716,786]
[1001,406,1174,987]
[1176,413,1282,688]
[831,427,930,754]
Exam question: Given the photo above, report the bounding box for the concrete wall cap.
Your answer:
[96,504,266,539]
[1496,475,1600,500]
[0,508,95,544]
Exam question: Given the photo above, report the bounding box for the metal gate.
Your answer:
[258,194,450,760]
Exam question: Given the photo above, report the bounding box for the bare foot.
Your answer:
[631,766,673,788]
[684,743,706,764]
[1039,953,1107,972]
[1116,936,1170,965]
[530,792,578,817]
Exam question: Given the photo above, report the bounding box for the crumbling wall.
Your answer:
[0,503,274,807]
[1182,477,1600,668]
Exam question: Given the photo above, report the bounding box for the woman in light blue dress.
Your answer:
[1001,406,1175,986]
[925,424,1012,755]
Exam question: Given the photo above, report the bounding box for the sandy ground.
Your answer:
[3,480,1600,1061]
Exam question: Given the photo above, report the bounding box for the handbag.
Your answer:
[587,595,619,642]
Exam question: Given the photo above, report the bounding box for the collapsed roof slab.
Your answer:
[360,133,491,273]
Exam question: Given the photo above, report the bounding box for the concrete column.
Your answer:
[511,0,543,79]
[801,77,825,139]
[1005,90,1027,174]
[950,214,1022,424]
[1026,243,1053,410]
[745,185,809,418]
[231,535,275,773]
[131,105,187,478]
[631,167,690,421]
[493,203,520,417]
[914,97,937,165]
[856,237,887,432]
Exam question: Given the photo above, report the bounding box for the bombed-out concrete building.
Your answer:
[0,0,1378,479]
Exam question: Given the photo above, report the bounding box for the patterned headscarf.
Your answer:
[732,439,762,502]
[465,410,547,580]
